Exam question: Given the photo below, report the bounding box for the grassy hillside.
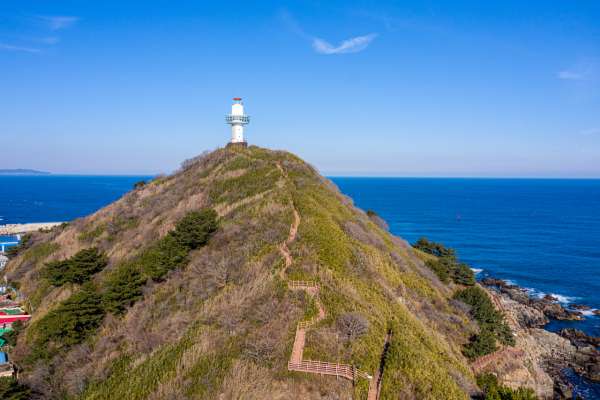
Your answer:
[3,146,480,399]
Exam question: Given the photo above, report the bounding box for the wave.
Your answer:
[579,309,599,317]
[524,287,578,305]
[470,268,483,275]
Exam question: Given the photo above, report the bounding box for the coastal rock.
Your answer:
[545,294,559,302]
[482,277,508,287]
[594,310,600,316]
[501,294,549,327]
[569,304,591,311]
[588,365,600,382]
[556,383,572,398]
[557,328,600,346]
[499,288,583,321]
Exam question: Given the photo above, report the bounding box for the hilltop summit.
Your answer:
[2,146,536,399]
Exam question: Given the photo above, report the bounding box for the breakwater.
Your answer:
[0,223,63,235]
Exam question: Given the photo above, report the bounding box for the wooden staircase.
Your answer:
[276,163,398,397]
[367,332,392,400]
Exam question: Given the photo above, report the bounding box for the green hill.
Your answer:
[3,146,480,399]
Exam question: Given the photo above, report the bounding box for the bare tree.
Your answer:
[180,150,211,172]
[244,332,278,362]
[217,308,242,336]
[337,312,370,342]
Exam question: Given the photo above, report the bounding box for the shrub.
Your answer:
[426,259,449,284]
[169,209,219,250]
[133,180,146,189]
[366,210,378,217]
[477,373,539,400]
[337,312,369,342]
[42,247,107,286]
[463,329,499,360]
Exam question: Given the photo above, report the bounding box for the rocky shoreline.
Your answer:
[480,279,600,400]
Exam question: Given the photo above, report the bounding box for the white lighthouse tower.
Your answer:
[225,97,250,148]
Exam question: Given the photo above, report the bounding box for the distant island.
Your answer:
[0,169,51,175]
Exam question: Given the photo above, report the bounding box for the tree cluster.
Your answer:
[27,208,220,362]
[453,286,515,360]
[0,377,30,400]
[477,373,539,400]
[42,247,107,286]
[413,238,476,286]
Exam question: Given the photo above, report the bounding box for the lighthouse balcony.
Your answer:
[225,115,250,124]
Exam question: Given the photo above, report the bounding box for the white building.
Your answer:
[225,98,250,147]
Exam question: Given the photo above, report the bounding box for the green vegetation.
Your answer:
[5,234,31,259]
[414,237,476,286]
[0,377,30,400]
[141,235,189,280]
[453,286,515,360]
[42,247,107,286]
[22,242,59,263]
[104,263,146,315]
[365,209,378,217]
[133,180,146,189]
[28,282,104,362]
[169,209,219,250]
[3,319,25,347]
[78,223,106,242]
[477,373,539,400]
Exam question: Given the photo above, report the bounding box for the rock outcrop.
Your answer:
[557,328,600,347]
[499,288,583,321]
[490,286,600,399]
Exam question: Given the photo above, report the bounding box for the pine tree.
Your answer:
[141,235,189,280]
[453,262,477,286]
[463,329,499,360]
[412,237,437,255]
[0,377,30,400]
[169,209,219,250]
[104,263,146,314]
[28,282,105,362]
[42,247,107,285]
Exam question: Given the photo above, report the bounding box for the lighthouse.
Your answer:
[225,98,250,148]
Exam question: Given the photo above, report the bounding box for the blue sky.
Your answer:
[1,1,599,177]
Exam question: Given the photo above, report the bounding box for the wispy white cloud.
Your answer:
[40,16,79,30]
[0,43,40,52]
[312,34,378,54]
[581,128,599,135]
[558,71,586,80]
[558,60,597,80]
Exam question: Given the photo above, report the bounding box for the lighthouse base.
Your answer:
[226,141,248,149]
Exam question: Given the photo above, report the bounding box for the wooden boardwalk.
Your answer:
[276,163,377,385]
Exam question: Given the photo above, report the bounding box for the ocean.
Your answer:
[0,175,152,246]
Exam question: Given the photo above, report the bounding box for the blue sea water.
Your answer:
[330,178,600,337]
[0,175,151,249]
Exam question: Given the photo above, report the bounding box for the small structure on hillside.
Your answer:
[225,97,250,148]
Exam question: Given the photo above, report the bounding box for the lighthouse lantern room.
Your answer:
[225,98,250,148]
